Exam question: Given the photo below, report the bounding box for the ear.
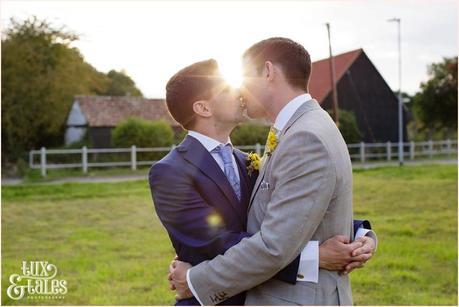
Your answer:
[264,61,275,82]
[192,100,212,118]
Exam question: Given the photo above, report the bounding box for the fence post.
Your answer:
[410,141,415,160]
[40,147,47,177]
[131,145,137,170]
[29,150,34,168]
[255,143,261,156]
[446,139,452,157]
[428,140,433,158]
[386,142,391,161]
[82,146,88,174]
[360,142,365,163]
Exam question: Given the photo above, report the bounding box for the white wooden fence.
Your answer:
[29,140,457,177]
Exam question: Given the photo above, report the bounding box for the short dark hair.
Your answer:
[243,37,312,91]
[165,59,223,129]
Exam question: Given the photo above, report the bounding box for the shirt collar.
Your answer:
[187,130,232,152]
[273,93,312,132]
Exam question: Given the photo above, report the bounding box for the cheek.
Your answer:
[247,102,260,116]
[232,103,243,117]
[219,101,238,117]
[247,106,261,118]
[250,94,263,110]
[250,87,264,103]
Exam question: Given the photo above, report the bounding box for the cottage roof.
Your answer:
[74,96,179,127]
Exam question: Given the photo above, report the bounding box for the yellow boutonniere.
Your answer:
[266,128,279,156]
[246,152,261,177]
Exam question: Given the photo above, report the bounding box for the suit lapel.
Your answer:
[233,149,250,207]
[179,136,245,224]
[279,99,320,138]
[248,154,272,210]
[248,99,321,211]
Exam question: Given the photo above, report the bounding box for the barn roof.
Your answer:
[74,96,179,127]
[309,48,363,102]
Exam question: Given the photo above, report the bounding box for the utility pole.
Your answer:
[388,18,404,166]
[326,22,339,127]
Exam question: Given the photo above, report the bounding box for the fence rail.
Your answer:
[29,140,458,177]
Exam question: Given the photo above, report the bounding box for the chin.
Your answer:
[230,115,245,126]
[238,114,249,124]
[247,109,263,119]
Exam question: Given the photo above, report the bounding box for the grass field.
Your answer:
[2,164,457,305]
[17,167,152,183]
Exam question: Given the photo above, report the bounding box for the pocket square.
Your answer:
[260,181,270,190]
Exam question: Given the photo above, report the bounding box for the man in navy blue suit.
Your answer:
[149,59,376,305]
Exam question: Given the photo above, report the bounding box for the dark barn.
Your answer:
[309,49,408,143]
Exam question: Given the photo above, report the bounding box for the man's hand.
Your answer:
[169,260,193,300]
[342,236,376,274]
[168,255,179,291]
[319,235,363,271]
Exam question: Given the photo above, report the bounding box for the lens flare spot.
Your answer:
[207,212,223,228]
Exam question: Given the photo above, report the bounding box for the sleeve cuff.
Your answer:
[186,268,204,306]
[296,240,319,283]
[355,228,378,252]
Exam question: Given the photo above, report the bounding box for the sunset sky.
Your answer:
[1,0,457,98]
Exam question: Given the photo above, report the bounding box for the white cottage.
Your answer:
[65,96,179,148]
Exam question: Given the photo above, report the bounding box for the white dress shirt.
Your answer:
[187,130,240,182]
[186,97,377,304]
[273,93,313,132]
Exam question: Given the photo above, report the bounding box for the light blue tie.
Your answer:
[214,144,241,201]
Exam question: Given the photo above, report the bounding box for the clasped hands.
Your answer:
[168,235,376,300]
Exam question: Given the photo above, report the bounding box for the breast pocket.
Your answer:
[251,182,271,219]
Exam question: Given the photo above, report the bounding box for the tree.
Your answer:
[103,70,143,96]
[231,123,270,146]
[337,110,362,144]
[112,118,174,148]
[412,57,458,134]
[173,128,188,144]
[324,109,362,144]
[2,17,81,161]
[1,17,143,163]
[112,118,174,161]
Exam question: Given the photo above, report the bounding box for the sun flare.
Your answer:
[218,59,243,89]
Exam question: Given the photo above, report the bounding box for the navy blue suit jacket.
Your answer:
[150,136,301,305]
[149,136,371,305]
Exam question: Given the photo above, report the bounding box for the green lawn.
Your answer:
[2,164,457,305]
[18,166,152,183]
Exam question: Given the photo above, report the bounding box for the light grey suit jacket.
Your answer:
[188,99,354,305]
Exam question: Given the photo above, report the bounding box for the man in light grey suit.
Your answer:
[170,37,376,305]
